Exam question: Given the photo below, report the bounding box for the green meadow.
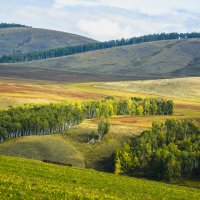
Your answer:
[0,155,199,200]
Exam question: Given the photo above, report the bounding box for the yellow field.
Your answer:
[1,77,200,126]
[94,77,200,102]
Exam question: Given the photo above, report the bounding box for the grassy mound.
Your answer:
[0,135,84,168]
[0,27,96,56]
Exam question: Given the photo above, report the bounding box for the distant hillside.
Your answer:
[1,32,200,63]
[2,38,199,82]
[0,27,97,56]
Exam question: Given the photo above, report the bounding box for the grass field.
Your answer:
[94,77,200,102]
[0,135,84,168]
[6,38,200,80]
[0,77,200,122]
[0,78,200,130]
[0,27,97,56]
[0,155,199,200]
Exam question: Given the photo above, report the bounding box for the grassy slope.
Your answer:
[63,120,143,171]
[0,155,199,200]
[0,118,143,171]
[0,27,97,56]
[0,135,84,168]
[3,38,199,81]
[94,77,200,102]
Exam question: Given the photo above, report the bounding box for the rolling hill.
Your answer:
[0,155,199,200]
[0,27,97,56]
[1,38,199,82]
[0,135,85,168]
[0,27,200,198]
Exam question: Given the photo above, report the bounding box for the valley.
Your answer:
[0,22,199,199]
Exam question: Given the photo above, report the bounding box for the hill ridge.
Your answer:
[0,27,97,57]
[1,32,200,63]
[1,38,198,82]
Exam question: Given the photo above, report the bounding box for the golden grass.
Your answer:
[0,77,200,128]
[94,77,200,102]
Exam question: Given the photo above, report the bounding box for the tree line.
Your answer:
[1,32,200,63]
[0,97,173,142]
[114,119,200,181]
[82,97,173,118]
[0,102,83,142]
[0,23,31,29]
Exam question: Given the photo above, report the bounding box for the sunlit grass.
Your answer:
[0,155,199,200]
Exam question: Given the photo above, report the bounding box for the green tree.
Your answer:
[97,121,111,141]
[137,105,144,115]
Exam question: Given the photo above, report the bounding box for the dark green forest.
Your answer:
[114,119,200,181]
[0,23,30,29]
[1,32,200,63]
[0,97,173,142]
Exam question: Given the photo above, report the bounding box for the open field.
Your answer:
[5,38,200,79]
[1,76,200,102]
[0,135,84,168]
[0,77,155,109]
[0,27,96,56]
[0,78,200,134]
[0,155,199,200]
[0,77,200,122]
[94,77,200,102]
